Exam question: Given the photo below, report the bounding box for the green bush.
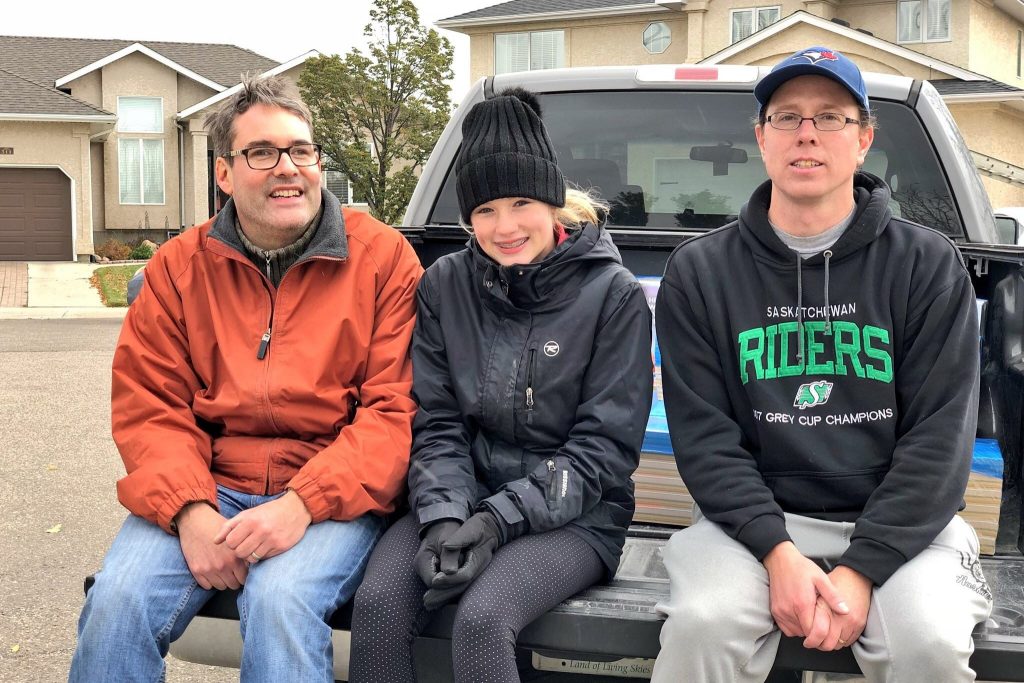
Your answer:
[129,243,154,260]
[95,239,132,261]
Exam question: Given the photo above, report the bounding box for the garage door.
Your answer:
[0,168,73,261]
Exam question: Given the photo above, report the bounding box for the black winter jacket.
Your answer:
[656,172,979,586]
[409,223,653,574]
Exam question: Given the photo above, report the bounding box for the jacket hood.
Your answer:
[468,222,623,309]
[738,171,892,268]
[208,189,350,263]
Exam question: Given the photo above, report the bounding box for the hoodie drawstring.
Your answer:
[796,256,804,364]
[823,250,833,335]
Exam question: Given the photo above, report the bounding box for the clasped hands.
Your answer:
[414,512,504,610]
[763,541,872,652]
[174,490,312,591]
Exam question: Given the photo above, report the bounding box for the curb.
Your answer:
[0,307,128,320]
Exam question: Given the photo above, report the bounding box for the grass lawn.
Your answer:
[91,264,144,307]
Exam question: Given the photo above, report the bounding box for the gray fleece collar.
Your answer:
[209,189,349,262]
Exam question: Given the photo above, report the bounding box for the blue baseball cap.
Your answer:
[754,46,869,114]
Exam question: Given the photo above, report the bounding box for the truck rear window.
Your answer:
[429,91,963,238]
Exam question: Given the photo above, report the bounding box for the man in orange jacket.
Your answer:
[70,74,422,682]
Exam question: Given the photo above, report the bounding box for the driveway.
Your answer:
[0,319,233,682]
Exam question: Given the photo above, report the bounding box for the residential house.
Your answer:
[0,36,322,261]
[437,0,1024,209]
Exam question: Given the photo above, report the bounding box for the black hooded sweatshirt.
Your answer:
[655,172,979,586]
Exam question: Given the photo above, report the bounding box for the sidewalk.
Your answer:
[0,262,128,320]
[0,262,28,307]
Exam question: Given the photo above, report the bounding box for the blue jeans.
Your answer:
[69,485,383,683]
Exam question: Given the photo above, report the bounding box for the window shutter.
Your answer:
[142,139,164,204]
[119,139,141,204]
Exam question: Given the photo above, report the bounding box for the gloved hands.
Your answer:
[413,519,461,588]
[423,510,504,611]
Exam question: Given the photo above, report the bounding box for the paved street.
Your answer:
[0,319,234,682]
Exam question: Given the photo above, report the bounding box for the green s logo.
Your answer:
[793,380,833,409]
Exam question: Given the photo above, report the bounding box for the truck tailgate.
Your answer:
[117,529,1024,681]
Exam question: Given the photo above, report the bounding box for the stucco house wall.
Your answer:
[0,120,94,256]
[837,0,969,66]
[702,0,807,55]
[465,13,694,83]
[99,52,181,233]
[951,101,1024,206]
[969,0,1024,83]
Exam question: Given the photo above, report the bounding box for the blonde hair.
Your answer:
[460,186,610,234]
[556,187,609,227]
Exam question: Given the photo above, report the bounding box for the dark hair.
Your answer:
[204,74,313,157]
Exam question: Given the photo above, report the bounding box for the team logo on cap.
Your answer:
[796,49,839,64]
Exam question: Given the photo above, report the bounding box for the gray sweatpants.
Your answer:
[651,512,993,682]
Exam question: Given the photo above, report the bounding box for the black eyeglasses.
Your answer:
[765,112,860,131]
[223,143,322,170]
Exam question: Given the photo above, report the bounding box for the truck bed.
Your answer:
[100,525,1024,681]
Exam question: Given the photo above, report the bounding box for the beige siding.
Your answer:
[717,25,935,77]
[100,51,180,232]
[0,120,93,259]
[177,75,218,113]
[66,71,103,109]
[839,0,968,66]
[469,32,495,83]
[702,0,805,56]
[90,142,104,234]
[950,102,1024,206]
[464,13,691,82]
[969,0,1024,82]
[982,174,1024,206]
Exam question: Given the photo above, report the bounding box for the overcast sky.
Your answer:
[3,0,493,103]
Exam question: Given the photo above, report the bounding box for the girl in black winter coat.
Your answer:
[349,88,654,683]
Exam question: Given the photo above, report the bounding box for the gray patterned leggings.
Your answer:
[349,512,604,683]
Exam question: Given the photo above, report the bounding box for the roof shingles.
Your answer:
[929,79,1024,96]
[0,67,114,117]
[0,36,278,90]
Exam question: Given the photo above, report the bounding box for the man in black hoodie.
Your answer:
[650,47,993,682]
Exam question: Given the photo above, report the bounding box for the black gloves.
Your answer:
[413,519,461,588]
[423,510,505,611]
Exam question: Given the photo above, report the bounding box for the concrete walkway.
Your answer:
[0,262,128,320]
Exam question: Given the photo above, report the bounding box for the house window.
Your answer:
[730,6,781,43]
[323,170,353,203]
[118,139,165,205]
[494,30,565,74]
[117,97,162,133]
[897,0,950,43]
[117,97,164,204]
[643,22,671,54]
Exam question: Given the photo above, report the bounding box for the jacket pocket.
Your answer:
[525,347,537,425]
[545,458,560,510]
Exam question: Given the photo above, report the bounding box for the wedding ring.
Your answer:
[249,552,262,562]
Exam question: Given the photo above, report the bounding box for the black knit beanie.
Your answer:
[455,87,566,224]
